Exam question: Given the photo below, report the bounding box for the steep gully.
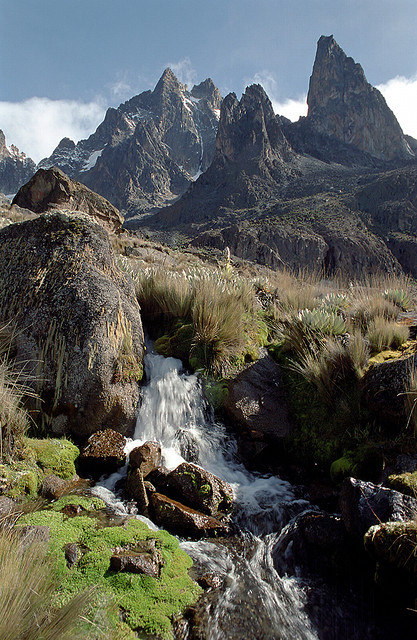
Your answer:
[92,342,403,639]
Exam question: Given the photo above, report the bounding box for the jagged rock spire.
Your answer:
[307,35,413,161]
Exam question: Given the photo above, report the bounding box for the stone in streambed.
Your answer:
[150,492,229,537]
[80,429,127,477]
[167,462,233,517]
[128,441,161,477]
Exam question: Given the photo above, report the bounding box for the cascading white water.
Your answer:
[95,345,318,639]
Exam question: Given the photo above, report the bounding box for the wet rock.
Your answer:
[80,429,127,477]
[273,510,348,577]
[167,462,233,517]
[365,521,417,606]
[150,492,229,537]
[64,542,79,568]
[125,468,149,514]
[339,477,417,540]
[0,211,144,439]
[40,473,69,500]
[197,572,224,590]
[147,466,172,495]
[174,429,200,463]
[13,166,124,234]
[110,539,164,577]
[129,441,161,478]
[224,349,293,445]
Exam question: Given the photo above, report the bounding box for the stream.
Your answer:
[92,344,412,640]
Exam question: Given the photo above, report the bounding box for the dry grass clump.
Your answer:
[404,366,417,433]
[0,527,93,640]
[366,317,409,353]
[0,323,36,461]
[191,278,245,373]
[288,335,369,408]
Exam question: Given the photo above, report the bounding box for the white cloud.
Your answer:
[246,70,307,121]
[0,97,106,163]
[272,97,308,122]
[377,75,417,139]
[166,57,197,89]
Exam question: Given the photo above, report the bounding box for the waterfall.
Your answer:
[94,345,318,639]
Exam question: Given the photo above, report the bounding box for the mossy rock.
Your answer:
[24,437,79,480]
[154,323,194,363]
[330,456,355,483]
[388,471,417,498]
[16,503,201,639]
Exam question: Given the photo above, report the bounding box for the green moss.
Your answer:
[24,437,79,480]
[51,494,106,511]
[16,505,201,639]
[203,377,229,410]
[388,471,417,498]
[198,483,212,496]
[330,456,355,483]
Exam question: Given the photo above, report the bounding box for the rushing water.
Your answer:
[93,344,416,640]
[94,343,319,639]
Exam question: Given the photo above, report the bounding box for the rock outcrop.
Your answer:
[13,167,124,234]
[306,35,413,161]
[39,69,222,216]
[0,130,36,195]
[0,211,144,439]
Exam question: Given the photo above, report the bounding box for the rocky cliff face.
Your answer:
[39,69,221,215]
[13,167,124,234]
[145,84,301,230]
[0,130,36,195]
[306,36,414,161]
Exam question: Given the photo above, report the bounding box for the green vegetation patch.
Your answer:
[24,437,79,480]
[388,471,417,498]
[16,504,201,639]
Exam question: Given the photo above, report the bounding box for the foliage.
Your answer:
[24,437,80,480]
[16,505,201,639]
[0,527,94,640]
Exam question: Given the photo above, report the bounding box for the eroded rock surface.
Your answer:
[0,211,144,438]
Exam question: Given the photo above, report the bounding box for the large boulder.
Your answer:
[79,429,127,476]
[0,211,144,439]
[362,352,417,429]
[12,167,124,234]
[224,350,294,442]
[129,441,162,477]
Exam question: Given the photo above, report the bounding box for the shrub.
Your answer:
[384,288,411,311]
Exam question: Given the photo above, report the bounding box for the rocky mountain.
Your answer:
[135,35,417,277]
[39,69,221,216]
[0,130,36,195]
[306,35,413,161]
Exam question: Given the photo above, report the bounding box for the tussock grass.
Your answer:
[191,278,245,373]
[0,527,93,640]
[366,317,409,353]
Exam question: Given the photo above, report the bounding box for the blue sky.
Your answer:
[1,0,417,161]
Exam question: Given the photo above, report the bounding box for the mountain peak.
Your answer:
[307,35,413,161]
[154,68,184,95]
